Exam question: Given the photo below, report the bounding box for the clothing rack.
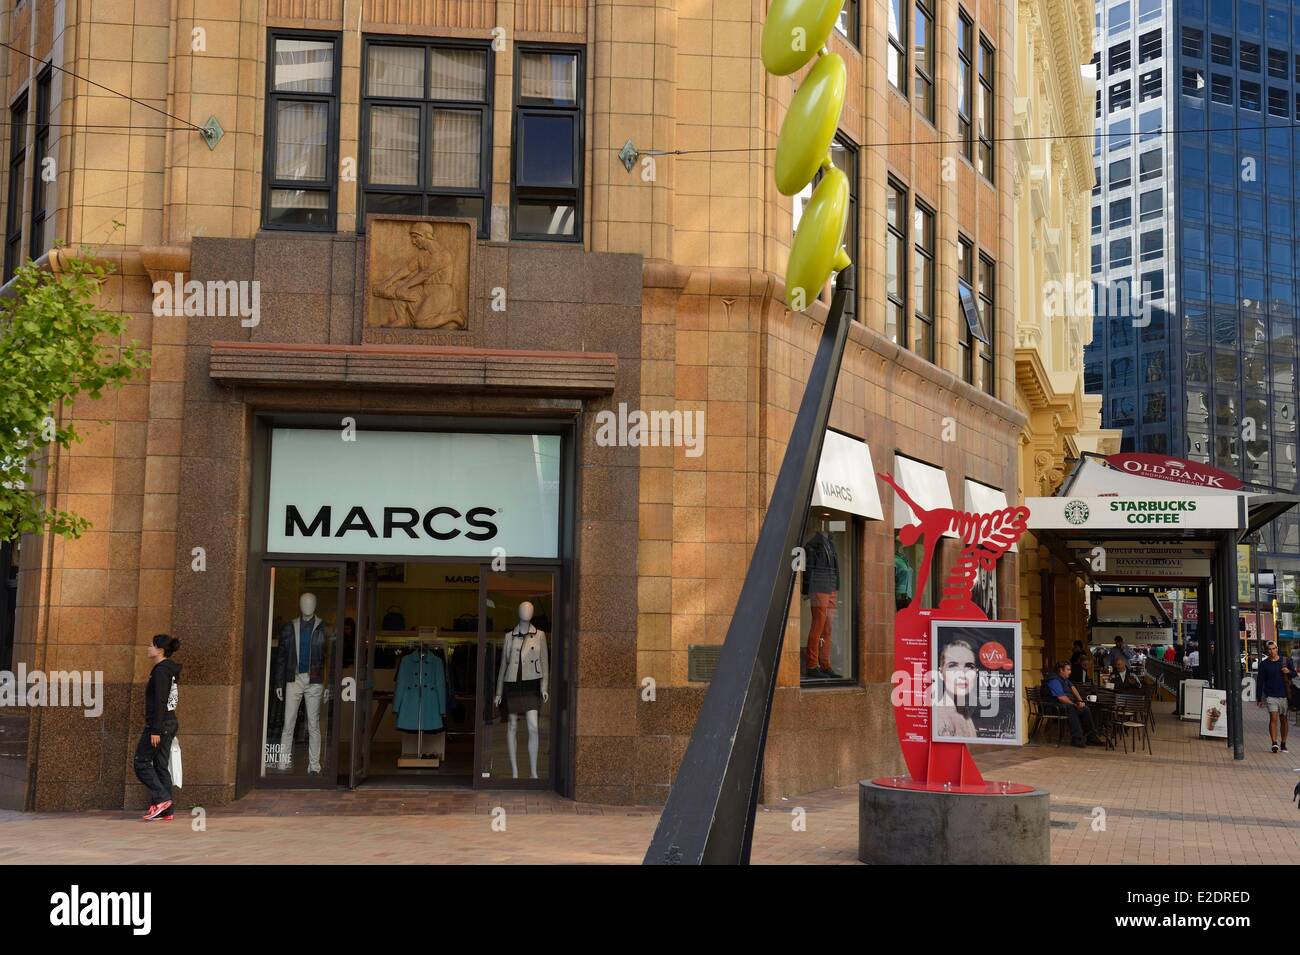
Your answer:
[395,638,444,769]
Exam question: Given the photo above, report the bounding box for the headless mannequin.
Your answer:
[494,601,549,779]
[275,592,330,773]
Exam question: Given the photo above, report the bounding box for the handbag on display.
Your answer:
[382,606,406,631]
[169,737,183,789]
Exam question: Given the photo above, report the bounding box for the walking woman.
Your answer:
[135,634,181,821]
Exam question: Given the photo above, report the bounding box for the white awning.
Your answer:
[811,431,883,520]
[894,456,957,538]
[964,479,1016,551]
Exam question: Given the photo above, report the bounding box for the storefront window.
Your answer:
[895,537,937,610]
[799,511,856,683]
[261,564,341,780]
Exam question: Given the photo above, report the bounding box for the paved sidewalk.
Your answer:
[0,702,1295,864]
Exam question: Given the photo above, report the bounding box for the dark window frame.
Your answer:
[511,42,584,243]
[913,0,935,121]
[886,177,908,348]
[28,64,50,261]
[359,34,495,238]
[1137,29,1162,63]
[835,0,860,48]
[977,253,995,397]
[958,234,975,384]
[4,92,28,282]
[977,35,995,182]
[887,0,908,94]
[957,10,974,161]
[912,196,935,362]
[262,29,342,233]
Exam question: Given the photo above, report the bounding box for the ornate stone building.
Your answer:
[1012,0,1122,676]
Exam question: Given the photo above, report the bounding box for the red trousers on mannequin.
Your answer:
[805,591,837,670]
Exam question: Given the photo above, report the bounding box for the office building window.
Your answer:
[1110,197,1133,228]
[1110,156,1131,187]
[1108,117,1132,150]
[29,66,51,260]
[1268,86,1289,117]
[1240,80,1261,111]
[1092,205,1102,234]
[1182,67,1205,97]
[264,32,340,231]
[361,38,493,236]
[1139,69,1162,101]
[1240,41,1260,72]
[836,0,859,44]
[513,46,583,240]
[1110,80,1132,112]
[1142,269,1165,300]
[888,0,907,91]
[886,179,907,346]
[1139,148,1162,180]
[1138,0,1159,23]
[1139,109,1161,142]
[1182,28,1203,58]
[1138,30,1161,63]
[1139,187,1162,220]
[1110,236,1133,267]
[1109,2,1131,35]
[977,37,994,180]
[957,11,973,161]
[1210,34,1231,65]
[1092,244,1102,273]
[1140,229,1163,260]
[913,0,934,120]
[4,94,27,281]
[1210,73,1232,104]
[1110,42,1131,75]
[1267,47,1288,79]
[977,255,995,396]
[912,200,935,361]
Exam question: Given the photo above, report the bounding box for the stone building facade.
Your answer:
[2,0,1033,811]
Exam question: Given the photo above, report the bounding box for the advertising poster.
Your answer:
[1200,687,1228,738]
[929,621,1022,746]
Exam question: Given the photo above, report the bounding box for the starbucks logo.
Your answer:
[1064,500,1090,525]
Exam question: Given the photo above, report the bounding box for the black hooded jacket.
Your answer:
[145,658,181,732]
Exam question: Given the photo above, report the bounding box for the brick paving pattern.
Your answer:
[0,703,1295,864]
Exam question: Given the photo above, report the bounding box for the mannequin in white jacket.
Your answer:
[494,601,549,778]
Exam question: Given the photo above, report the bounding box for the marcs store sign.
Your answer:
[266,429,560,558]
[1105,452,1243,491]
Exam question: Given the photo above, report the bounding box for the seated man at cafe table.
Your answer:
[1110,656,1144,693]
[1043,661,1105,748]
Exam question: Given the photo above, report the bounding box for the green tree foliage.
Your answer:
[0,255,149,540]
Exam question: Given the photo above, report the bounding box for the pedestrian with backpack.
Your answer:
[135,634,181,820]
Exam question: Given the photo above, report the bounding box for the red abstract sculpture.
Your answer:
[877,473,1029,790]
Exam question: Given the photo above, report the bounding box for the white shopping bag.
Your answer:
[169,737,183,789]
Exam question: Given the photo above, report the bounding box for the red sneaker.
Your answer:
[142,800,173,821]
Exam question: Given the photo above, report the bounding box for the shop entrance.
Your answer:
[256,559,558,790]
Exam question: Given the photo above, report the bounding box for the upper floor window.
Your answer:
[836,0,859,45]
[888,0,907,92]
[1182,28,1204,58]
[976,37,994,180]
[1138,29,1161,62]
[912,199,935,361]
[913,0,934,120]
[1109,42,1131,74]
[361,38,492,236]
[976,255,995,396]
[263,32,340,231]
[957,11,973,161]
[1108,2,1131,35]
[512,46,583,241]
[4,94,27,282]
[29,66,51,261]
[885,179,908,346]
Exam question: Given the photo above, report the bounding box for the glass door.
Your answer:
[349,563,379,788]
[477,569,557,787]
[259,562,345,784]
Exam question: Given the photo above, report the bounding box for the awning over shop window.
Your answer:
[811,431,883,520]
[894,455,957,538]
[964,479,1016,551]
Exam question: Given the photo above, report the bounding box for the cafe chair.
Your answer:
[1029,685,1068,747]
[1115,692,1152,755]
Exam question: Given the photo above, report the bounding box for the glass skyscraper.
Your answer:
[1087,0,1300,615]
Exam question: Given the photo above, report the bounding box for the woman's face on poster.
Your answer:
[940,643,978,701]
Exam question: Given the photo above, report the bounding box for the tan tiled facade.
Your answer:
[3,0,1041,811]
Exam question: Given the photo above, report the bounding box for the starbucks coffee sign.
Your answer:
[1026,495,1241,530]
